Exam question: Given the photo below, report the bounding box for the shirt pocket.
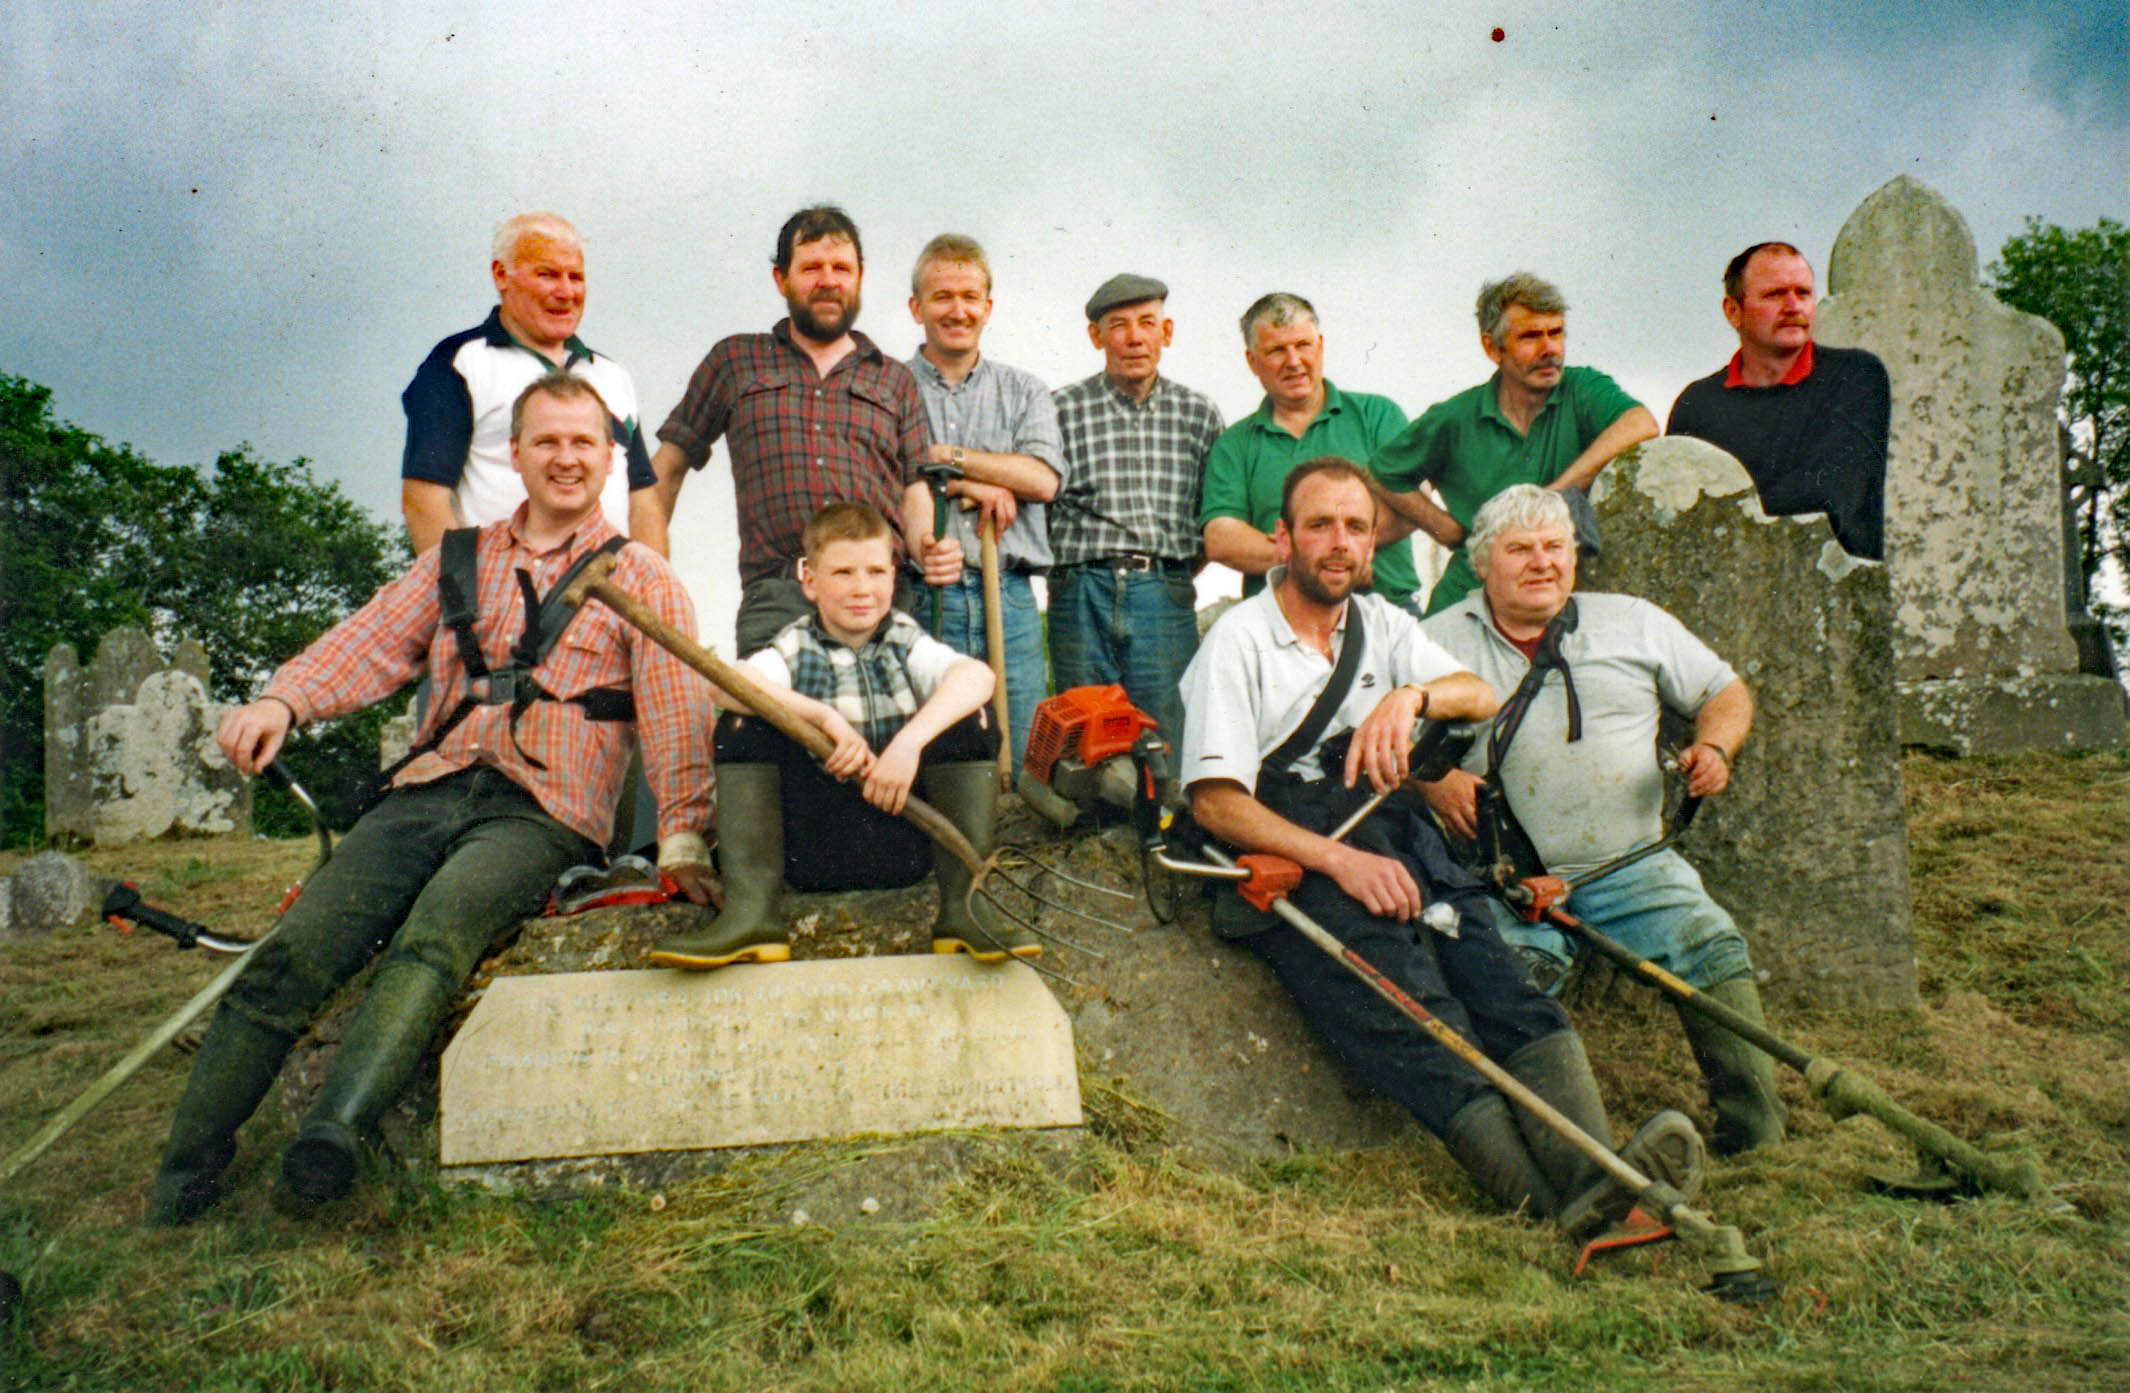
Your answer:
[841,376,906,470]
[728,378,800,459]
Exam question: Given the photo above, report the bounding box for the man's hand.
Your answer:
[1344,685,1430,792]
[863,733,923,815]
[216,698,293,776]
[920,534,965,585]
[1325,843,1425,922]
[1677,743,1732,798]
[950,478,1019,533]
[668,864,720,907]
[1420,768,1482,839]
[659,830,720,907]
[815,710,874,780]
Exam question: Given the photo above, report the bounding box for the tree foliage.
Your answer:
[1986,216,2130,647]
[0,375,410,844]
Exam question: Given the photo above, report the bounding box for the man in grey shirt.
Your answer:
[901,233,1065,771]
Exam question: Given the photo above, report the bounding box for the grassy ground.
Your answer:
[3,751,2126,1391]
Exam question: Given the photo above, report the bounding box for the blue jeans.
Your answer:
[922,569,1044,773]
[1494,849,1754,991]
[1047,563,1198,752]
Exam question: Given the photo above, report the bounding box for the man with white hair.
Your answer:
[1419,484,1785,1154]
[400,212,657,552]
[1370,273,1656,615]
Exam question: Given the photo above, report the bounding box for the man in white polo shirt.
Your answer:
[1419,483,1783,1154]
[399,212,656,552]
[1179,457,1704,1232]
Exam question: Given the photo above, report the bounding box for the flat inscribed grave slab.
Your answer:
[438,957,1081,1165]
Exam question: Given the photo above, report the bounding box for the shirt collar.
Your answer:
[908,349,986,389]
[1724,339,1816,388]
[1477,370,1560,429]
[1099,372,1165,410]
[504,501,619,561]
[772,318,882,367]
[1250,380,1345,432]
[1262,570,1354,651]
[482,305,594,367]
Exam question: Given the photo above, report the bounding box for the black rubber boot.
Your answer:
[1502,1030,1616,1206]
[647,763,791,970]
[144,1004,295,1227]
[1680,975,1788,1156]
[1554,1109,1707,1239]
[278,959,454,1216]
[924,761,1038,962]
[1442,1093,1560,1219]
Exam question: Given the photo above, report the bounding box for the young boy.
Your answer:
[649,502,1033,969]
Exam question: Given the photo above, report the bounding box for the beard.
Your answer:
[788,287,859,342]
[1290,553,1360,607]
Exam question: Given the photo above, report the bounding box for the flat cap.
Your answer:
[1085,273,1169,322]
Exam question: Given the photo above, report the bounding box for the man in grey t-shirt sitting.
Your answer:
[1419,484,1784,1154]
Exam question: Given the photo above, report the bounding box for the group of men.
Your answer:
[147,205,1884,1233]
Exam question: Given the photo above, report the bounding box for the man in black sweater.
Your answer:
[1667,243,1889,560]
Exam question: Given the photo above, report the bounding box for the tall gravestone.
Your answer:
[43,629,249,846]
[1816,176,2127,754]
[1589,437,1918,1009]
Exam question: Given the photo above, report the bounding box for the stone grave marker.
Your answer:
[438,955,1081,1166]
[1588,436,1918,1009]
[1817,175,2127,754]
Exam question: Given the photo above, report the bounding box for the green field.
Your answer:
[4,752,2127,1392]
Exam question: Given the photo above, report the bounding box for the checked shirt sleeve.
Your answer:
[617,548,715,843]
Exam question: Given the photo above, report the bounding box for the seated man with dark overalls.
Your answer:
[1178,456,1702,1231]
[149,373,713,1225]
[648,502,1026,969]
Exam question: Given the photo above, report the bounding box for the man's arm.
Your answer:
[1373,482,1465,548]
[1343,672,1498,794]
[1677,676,1753,798]
[1202,517,1280,575]
[1192,779,1424,921]
[401,480,459,555]
[928,443,1060,502]
[867,656,994,815]
[631,442,697,558]
[1548,405,1658,494]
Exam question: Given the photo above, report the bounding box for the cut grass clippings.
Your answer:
[2,751,2127,1391]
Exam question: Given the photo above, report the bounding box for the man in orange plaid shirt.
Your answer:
[147,374,714,1225]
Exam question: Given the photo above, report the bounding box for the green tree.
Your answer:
[0,375,409,844]
[1986,216,2130,651]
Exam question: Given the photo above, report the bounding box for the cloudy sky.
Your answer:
[6,0,2125,650]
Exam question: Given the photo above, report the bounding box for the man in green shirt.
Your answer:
[1201,293,1419,607]
[1370,273,1656,614]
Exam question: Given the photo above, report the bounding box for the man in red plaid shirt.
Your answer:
[146,374,713,1226]
[638,205,959,654]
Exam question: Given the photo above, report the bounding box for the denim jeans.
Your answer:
[1492,848,1754,991]
[921,568,1044,772]
[1046,562,1198,752]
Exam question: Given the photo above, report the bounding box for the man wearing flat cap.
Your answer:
[1048,274,1225,747]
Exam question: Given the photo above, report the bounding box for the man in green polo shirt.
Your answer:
[1370,273,1657,614]
[1201,293,1420,607]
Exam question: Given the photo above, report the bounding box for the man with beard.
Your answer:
[1177,457,1705,1232]
[1369,273,1656,615]
[1667,242,1889,560]
[642,206,952,653]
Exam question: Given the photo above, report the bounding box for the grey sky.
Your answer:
[5,0,2125,649]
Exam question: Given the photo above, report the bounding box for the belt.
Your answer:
[1071,554,1190,574]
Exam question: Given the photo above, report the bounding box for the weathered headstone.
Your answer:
[439,956,1080,1165]
[1589,436,1918,1009]
[43,629,249,846]
[1,851,96,943]
[1817,176,2128,754]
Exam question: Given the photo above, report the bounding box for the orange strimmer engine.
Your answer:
[1016,685,1165,827]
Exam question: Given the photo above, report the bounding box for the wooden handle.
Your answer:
[979,516,1010,789]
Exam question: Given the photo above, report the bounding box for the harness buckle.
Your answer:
[482,669,521,706]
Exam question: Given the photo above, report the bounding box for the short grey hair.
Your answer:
[911,232,991,296]
[1467,484,1574,572]
[1239,291,1318,348]
[493,212,582,266]
[1475,272,1566,342]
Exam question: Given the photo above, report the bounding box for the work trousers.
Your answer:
[1240,800,1570,1136]
[714,709,997,893]
[221,767,594,1043]
[922,568,1045,774]
[1047,561,1198,753]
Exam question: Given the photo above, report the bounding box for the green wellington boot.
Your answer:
[924,760,1038,963]
[278,959,455,1216]
[144,1004,295,1226]
[1503,1030,1706,1236]
[648,763,792,970]
[1680,975,1788,1156]
[1442,1092,1560,1219]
